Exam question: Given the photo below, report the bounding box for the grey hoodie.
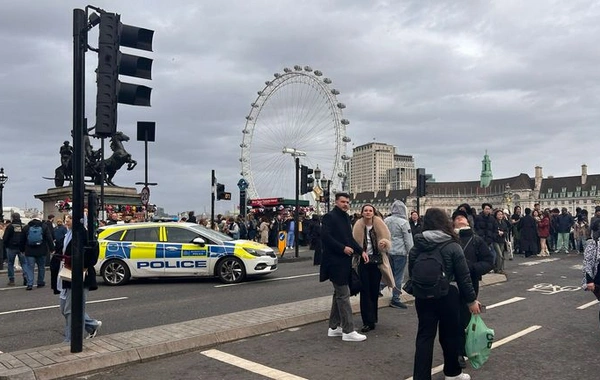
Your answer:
[384,200,414,256]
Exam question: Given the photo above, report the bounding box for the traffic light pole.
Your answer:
[71,8,87,353]
[294,157,299,258]
[211,170,215,229]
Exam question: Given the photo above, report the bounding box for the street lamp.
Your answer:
[282,147,306,258]
[0,168,7,221]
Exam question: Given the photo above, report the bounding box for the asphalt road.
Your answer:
[0,254,325,352]
[66,253,600,380]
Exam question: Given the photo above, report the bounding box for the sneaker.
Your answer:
[390,300,408,309]
[7,281,15,286]
[445,373,470,380]
[87,321,102,339]
[37,284,45,288]
[327,327,343,337]
[458,355,467,369]
[342,331,366,342]
[360,324,375,332]
[26,286,33,291]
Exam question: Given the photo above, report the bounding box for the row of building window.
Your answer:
[539,191,597,199]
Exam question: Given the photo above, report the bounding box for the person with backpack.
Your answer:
[408,208,481,380]
[19,212,55,290]
[2,213,28,286]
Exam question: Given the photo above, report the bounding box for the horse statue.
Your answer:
[52,131,136,187]
[101,131,137,186]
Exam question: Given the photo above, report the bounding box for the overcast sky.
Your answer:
[1,0,599,216]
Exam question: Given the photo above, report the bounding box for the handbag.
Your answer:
[58,261,87,282]
[368,253,383,265]
[402,279,414,295]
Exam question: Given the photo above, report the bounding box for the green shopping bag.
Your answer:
[465,314,494,369]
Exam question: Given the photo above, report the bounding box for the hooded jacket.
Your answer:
[384,200,414,256]
[408,230,477,304]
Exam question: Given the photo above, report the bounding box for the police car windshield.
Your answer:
[189,225,234,241]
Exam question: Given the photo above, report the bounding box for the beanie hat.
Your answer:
[452,210,469,221]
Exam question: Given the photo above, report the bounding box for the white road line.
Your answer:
[0,286,27,291]
[518,258,560,266]
[577,300,599,310]
[215,273,319,287]
[0,297,128,316]
[404,325,542,380]
[201,349,307,380]
[487,297,526,309]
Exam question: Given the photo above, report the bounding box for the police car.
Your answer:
[95,222,277,285]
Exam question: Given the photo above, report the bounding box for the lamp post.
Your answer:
[503,184,513,213]
[0,168,8,222]
[313,165,322,215]
[135,122,157,221]
[282,147,306,258]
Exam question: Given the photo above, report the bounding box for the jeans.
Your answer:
[287,231,295,247]
[329,281,354,333]
[59,288,101,342]
[413,285,462,380]
[492,242,505,271]
[24,256,46,287]
[6,247,28,283]
[389,255,407,302]
[556,233,570,252]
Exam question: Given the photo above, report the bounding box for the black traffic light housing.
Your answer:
[300,165,314,195]
[416,168,427,197]
[216,183,231,201]
[95,12,154,137]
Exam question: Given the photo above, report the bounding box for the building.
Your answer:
[387,154,417,191]
[349,142,395,193]
[349,155,600,217]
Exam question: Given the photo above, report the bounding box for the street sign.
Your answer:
[140,186,150,206]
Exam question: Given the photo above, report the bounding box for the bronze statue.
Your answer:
[53,131,136,187]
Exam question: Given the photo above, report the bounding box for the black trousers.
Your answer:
[359,263,381,327]
[459,279,480,356]
[413,285,462,380]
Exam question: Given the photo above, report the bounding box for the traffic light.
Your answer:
[216,183,231,200]
[417,168,427,197]
[300,165,314,194]
[95,12,154,137]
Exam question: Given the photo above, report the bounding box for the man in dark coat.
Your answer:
[519,208,538,257]
[474,203,495,245]
[19,213,55,290]
[320,192,366,342]
[453,209,494,368]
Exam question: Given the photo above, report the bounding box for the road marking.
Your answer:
[215,273,319,287]
[0,297,128,316]
[527,283,580,294]
[201,349,307,380]
[487,297,526,309]
[577,300,599,310]
[0,286,27,291]
[404,325,542,380]
[519,258,559,266]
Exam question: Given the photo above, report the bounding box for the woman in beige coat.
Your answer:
[259,217,270,245]
[352,204,394,332]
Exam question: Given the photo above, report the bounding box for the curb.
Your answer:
[0,274,506,380]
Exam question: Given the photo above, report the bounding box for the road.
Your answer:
[64,253,600,380]
[0,255,325,352]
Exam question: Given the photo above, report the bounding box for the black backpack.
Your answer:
[411,241,453,299]
[8,223,24,247]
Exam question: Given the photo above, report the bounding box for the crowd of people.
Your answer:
[317,197,600,380]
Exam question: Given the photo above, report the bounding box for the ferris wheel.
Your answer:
[240,65,351,201]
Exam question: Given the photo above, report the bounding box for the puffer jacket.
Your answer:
[384,200,414,256]
[408,230,477,304]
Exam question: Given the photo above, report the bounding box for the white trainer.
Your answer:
[342,331,366,342]
[445,373,471,380]
[327,327,343,337]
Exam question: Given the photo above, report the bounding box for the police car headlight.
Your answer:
[243,247,265,256]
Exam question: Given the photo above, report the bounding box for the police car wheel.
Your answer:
[102,259,131,286]
[216,257,246,284]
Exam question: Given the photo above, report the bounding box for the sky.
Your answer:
[1,0,599,216]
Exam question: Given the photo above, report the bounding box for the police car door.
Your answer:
[163,226,209,275]
[124,226,164,277]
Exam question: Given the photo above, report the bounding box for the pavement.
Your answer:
[0,251,506,380]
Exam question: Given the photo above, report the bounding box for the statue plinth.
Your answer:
[35,185,141,219]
